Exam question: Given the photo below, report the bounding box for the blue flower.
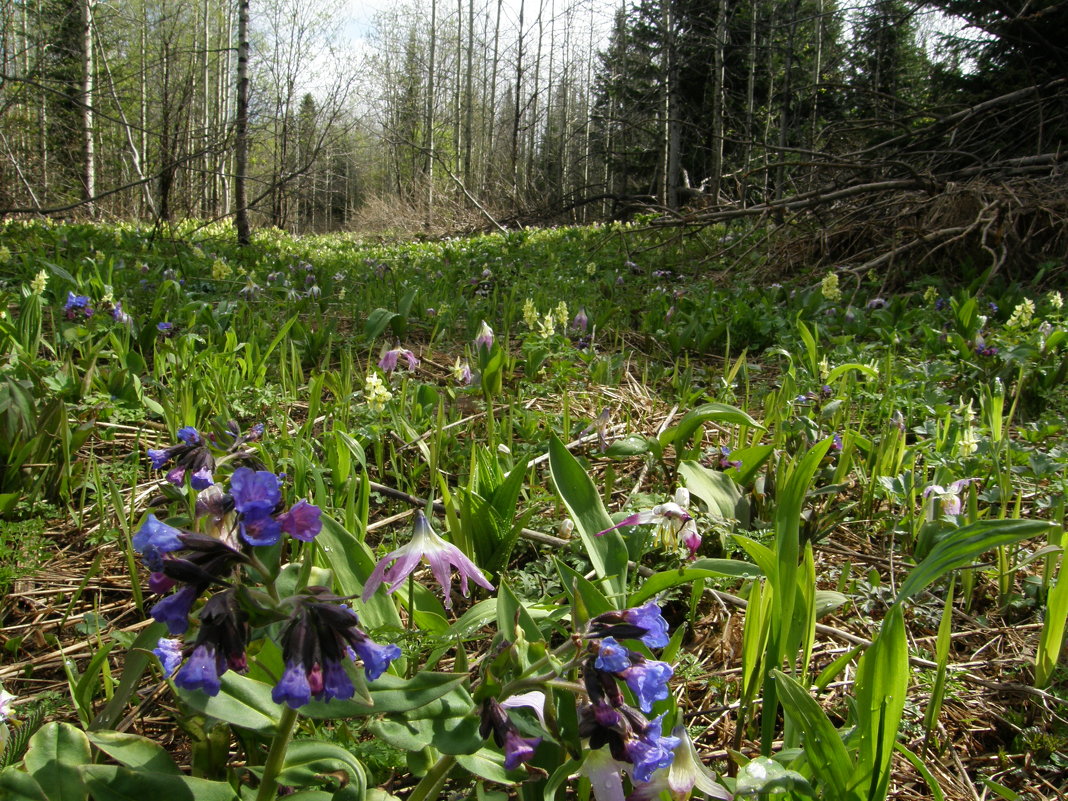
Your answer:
[153,638,183,676]
[321,659,355,701]
[503,729,542,770]
[190,466,214,490]
[350,636,402,681]
[624,713,680,783]
[64,292,92,319]
[594,637,632,674]
[147,448,170,470]
[619,658,674,713]
[177,426,201,446]
[175,644,224,695]
[151,585,199,634]
[133,514,185,555]
[239,510,282,547]
[229,468,281,517]
[621,603,670,649]
[272,662,312,708]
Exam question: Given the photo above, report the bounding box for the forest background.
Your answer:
[1,0,1065,257]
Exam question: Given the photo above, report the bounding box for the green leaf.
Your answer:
[555,559,614,618]
[79,766,236,801]
[772,670,853,799]
[275,739,367,792]
[364,308,399,341]
[725,444,774,487]
[662,402,764,454]
[371,710,482,755]
[602,436,658,459]
[849,606,908,800]
[86,731,180,775]
[547,433,628,601]
[24,722,90,801]
[0,768,49,801]
[178,672,280,733]
[679,460,748,526]
[628,560,762,606]
[894,519,1054,606]
[456,749,522,784]
[316,515,404,633]
[302,671,469,719]
[91,622,168,731]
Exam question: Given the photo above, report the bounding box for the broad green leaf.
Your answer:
[86,731,179,775]
[456,749,522,784]
[628,560,762,606]
[894,519,1054,606]
[91,622,167,731]
[602,435,658,459]
[849,606,908,800]
[495,579,544,642]
[79,766,236,801]
[364,308,399,341]
[826,363,879,383]
[178,672,280,733]
[679,460,748,525]
[371,712,482,755]
[275,739,368,792]
[661,402,764,453]
[0,767,48,801]
[24,721,90,801]
[1035,553,1068,688]
[317,515,404,633]
[734,756,815,798]
[556,559,614,618]
[725,444,774,487]
[772,670,853,799]
[548,434,628,601]
[302,671,469,718]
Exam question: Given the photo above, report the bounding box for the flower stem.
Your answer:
[407,754,456,801]
[255,705,299,801]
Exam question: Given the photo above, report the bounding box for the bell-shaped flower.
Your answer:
[479,698,543,770]
[146,427,215,489]
[362,511,493,609]
[230,467,281,518]
[272,589,401,709]
[153,638,184,676]
[627,725,732,800]
[588,602,671,649]
[278,500,323,541]
[474,320,494,351]
[590,639,674,713]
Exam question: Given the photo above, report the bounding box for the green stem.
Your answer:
[248,554,280,603]
[255,705,299,801]
[407,754,456,801]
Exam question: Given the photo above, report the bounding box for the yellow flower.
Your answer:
[554,301,569,328]
[30,269,48,295]
[522,298,539,328]
[585,262,597,276]
[1049,291,1063,310]
[821,272,841,302]
[537,312,556,339]
[1007,298,1035,328]
[212,259,233,280]
[923,286,938,304]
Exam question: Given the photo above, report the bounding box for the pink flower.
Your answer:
[362,511,494,609]
[379,346,419,372]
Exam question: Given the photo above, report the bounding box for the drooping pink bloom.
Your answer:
[362,511,494,609]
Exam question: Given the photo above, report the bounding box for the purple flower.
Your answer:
[621,603,670,649]
[866,297,888,310]
[229,468,281,517]
[572,308,589,333]
[379,346,419,372]
[153,638,184,676]
[175,643,223,695]
[147,448,170,470]
[597,489,697,558]
[133,514,185,555]
[111,302,132,324]
[157,321,174,333]
[502,729,542,770]
[362,511,493,609]
[321,659,356,701]
[278,500,322,541]
[176,426,201,445]
[717,446,743,471]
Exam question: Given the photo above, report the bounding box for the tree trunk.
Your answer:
[82,0,95,215]
[234,0,250,244]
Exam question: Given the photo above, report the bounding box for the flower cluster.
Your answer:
[147,426,216,489]
[364,373,393,412]
[1007,298,1035,328]
[64,292,93,319]
[576,603,681,795]
[273,588,401,708]
[30,270,48,296]
[821,271,841,302]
